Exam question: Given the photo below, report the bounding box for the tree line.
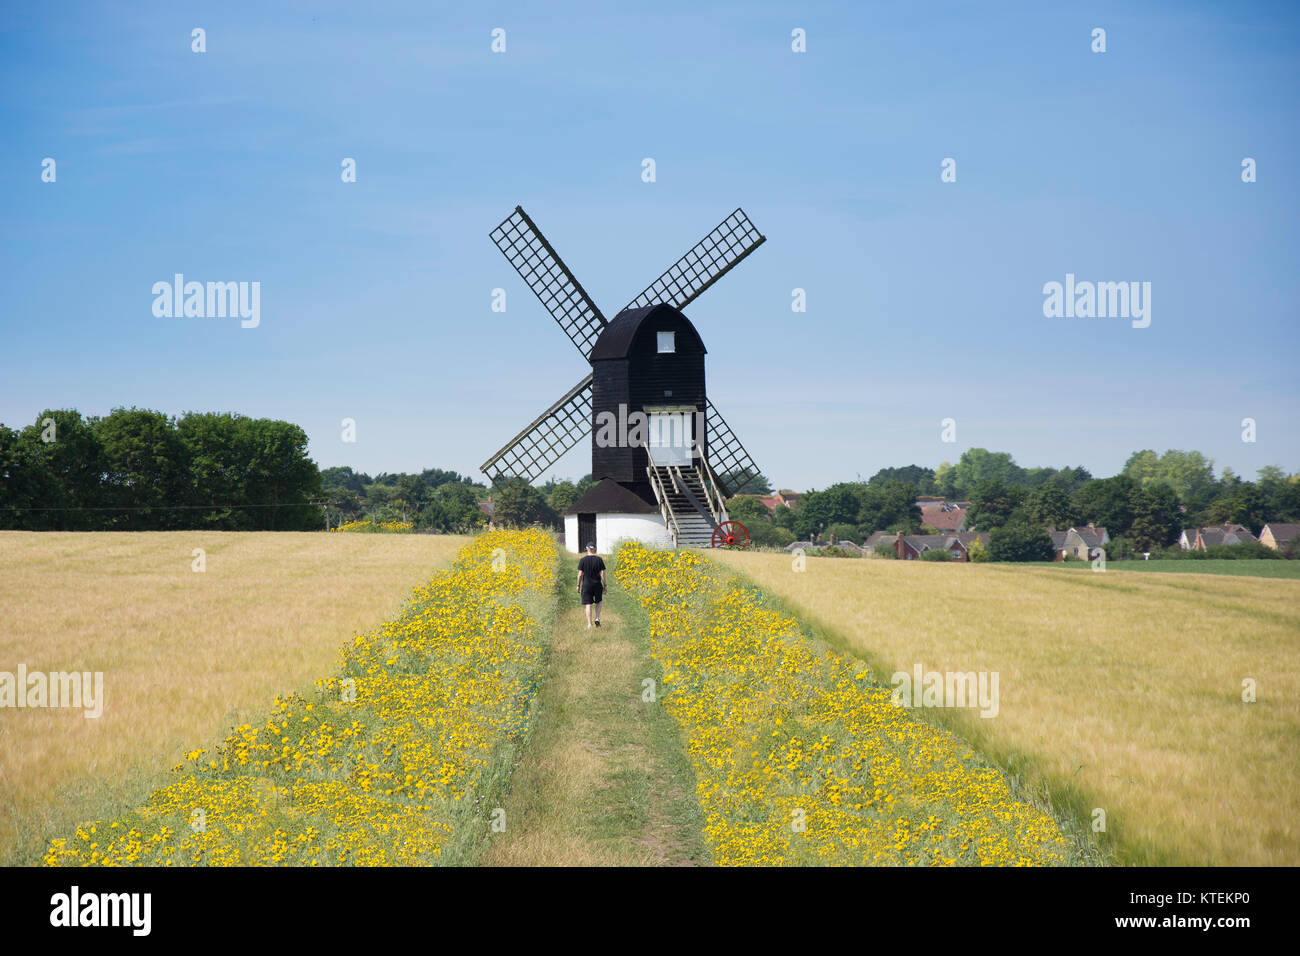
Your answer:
[0,408,599,533]
[5,409,1296,556]
[728,447,1300,557]
[1,408,321,530]
[319,467,591,533]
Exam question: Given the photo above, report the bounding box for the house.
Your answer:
[1060,525,1110,561]
[1047,529,1070,561]
[919,501,967,532]
[863,530,896,554]
[1259,522,1300,553]
[1178,523,1258,550]
[1194,524,1257,550]
[897,534,957,560]
[826,540,864,554]
[782,538,862,556]
[758,489,803,511]
[895,531,989,562]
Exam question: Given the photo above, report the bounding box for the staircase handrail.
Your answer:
[697,451,730,524]
[643,449,681,546]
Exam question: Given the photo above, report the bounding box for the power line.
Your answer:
[0,500,329,513]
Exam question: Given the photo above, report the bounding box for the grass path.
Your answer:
[482,576,710,866]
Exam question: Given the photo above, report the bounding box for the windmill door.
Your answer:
[578,513,596,551]
[646,408,694,467]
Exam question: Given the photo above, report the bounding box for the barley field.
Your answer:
[0,530,469,865]
[707,550,1300,865]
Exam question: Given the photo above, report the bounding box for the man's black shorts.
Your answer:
[581,584,603,605]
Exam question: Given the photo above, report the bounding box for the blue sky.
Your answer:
[2,0,1297,490]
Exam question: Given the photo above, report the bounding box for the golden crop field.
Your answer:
[706,551,1300,866]
[0,530,469,865]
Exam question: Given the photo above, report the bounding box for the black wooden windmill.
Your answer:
[480,206,766,553]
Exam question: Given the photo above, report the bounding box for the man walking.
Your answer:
[577,541,606,629]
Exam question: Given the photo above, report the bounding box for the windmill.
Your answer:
[480,205,766,553]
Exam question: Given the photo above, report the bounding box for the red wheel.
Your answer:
[711,521,750,549]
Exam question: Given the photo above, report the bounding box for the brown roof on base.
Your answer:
[566,478,659,515]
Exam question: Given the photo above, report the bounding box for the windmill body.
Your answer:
[481,206,766,553]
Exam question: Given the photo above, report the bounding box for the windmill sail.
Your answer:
[491,206,607,358]
[622,208,765,313]
[480,374,594,486]
[704,399,764,497]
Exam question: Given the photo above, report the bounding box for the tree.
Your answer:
[1263,473,1300,522]
[366,484,395,520]
[546,481,582,517]
[966,479,1025,532]
[420,481,487,533]
[748,522,795,549]
[726,495,774,524]
[771,503,796,531]
[325,487,365,526]
[952,448,1025,494]
[0,425,53,530]
[95,407,188,530]
[934,461,959,499]
[721,470,771,495]
[1128,482,1182,551]
[420,467,474,490]
[392,474,430,523]
[1021,481,1075,530]
[320,466,370,495]
[1072,474,1139,535]
[826,522,859,544]
[988,523,1054,562]
[856,480,922,535]
[1123,449,1216,503]
[1205,482,1268,534]
[175,412,320,530]
[235,418,321,530]
[493,479,558,528]
[1023,465,1091,492]
[794,483,863,538]
[17,409,107,530]
[867,465,935,492]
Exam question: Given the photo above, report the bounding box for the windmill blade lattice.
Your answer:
[623,208,765,313]
[490,206,607,358]
[480,374,594,486]
[705,399,764,497]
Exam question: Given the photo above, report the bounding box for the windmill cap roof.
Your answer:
[589,304,705,362]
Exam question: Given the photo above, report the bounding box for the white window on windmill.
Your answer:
[657,330,675,353]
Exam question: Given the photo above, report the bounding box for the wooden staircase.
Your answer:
[646,458,729,549]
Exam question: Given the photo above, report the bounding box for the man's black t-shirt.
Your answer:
[578,554,605,588]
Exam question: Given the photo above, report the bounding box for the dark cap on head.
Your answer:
[585,542,595,550]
